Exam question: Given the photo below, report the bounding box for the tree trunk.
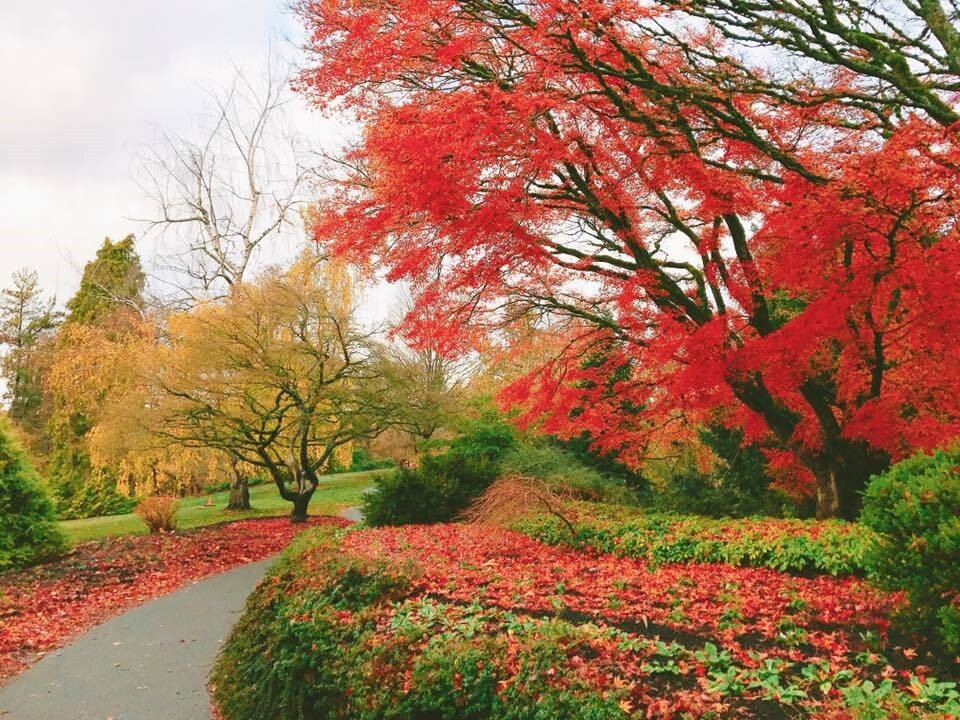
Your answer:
[227,473,250,510]
[811,442,889,520]
[289,491,314,523]
[813,464,842,520]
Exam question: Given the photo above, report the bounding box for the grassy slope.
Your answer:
[59,469,386,545]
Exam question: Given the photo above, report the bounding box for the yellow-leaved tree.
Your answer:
[148,250,396,522]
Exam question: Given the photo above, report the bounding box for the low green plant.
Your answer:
[347,448,395,472]
[514,501,875,576]
[498,441,636,504]
[860,442,960,654]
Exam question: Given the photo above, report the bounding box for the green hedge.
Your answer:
[513,501,875,576]
[861,442,960,654]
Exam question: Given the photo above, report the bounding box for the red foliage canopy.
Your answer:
[295,0,960,516]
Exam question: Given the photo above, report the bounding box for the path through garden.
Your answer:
[0,508,363,720]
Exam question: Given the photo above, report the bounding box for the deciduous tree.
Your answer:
[150,252,394,521]
[296,0,960,518]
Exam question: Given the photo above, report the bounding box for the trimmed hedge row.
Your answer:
[513,501,876,576]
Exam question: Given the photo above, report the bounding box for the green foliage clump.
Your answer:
[515,501,874,576]
[48,440,134,520]
[550,433,650,494]
[363,417,515,525]
[0,416,66,571]
[498,441,637,505]
[347,447,395,473]
[646,426,807,518]
[861,443,960,654]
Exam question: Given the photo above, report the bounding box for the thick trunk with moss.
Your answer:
[227,474,250,510]
[811,443,889,520]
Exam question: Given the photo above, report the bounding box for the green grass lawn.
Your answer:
[59,469,386,545]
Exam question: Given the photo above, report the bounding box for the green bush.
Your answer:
[861,443,960,653]
[498,441,637,504]
[347,448,395,472]
[49,443,135,520]
[363,418,515,526]
[645,426,807,519]
[0,417,67,571]
[549,433,650,494]
[515,501,874,576]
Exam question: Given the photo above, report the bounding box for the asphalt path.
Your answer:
[0,507,364,720]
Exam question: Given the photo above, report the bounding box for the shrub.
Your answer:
[363,417,515,525]
[645,426,806,518]
[0,417,67,571]
[498,441,637,504]
[551,432,650,494]
[363,452,502,526]
[515,500,875,576]
[50,444,135,520]
[861,443,960,654]
[135,495,180,533]
[347,447,395,472]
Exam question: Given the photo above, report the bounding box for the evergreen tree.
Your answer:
[0,269,59,426]
[0,414,66,570]
[47,235,144,518]
[66,235,145,325]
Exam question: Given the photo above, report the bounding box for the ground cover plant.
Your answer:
[212,524,960,719]
[514,501,875,577]
[0,516,349,683]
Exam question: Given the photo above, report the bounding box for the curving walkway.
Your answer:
[0,509,363,720]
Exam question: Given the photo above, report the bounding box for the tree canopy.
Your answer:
[295,0,960,518]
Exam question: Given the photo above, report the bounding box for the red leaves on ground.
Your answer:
[340,524,898,660]
[322,524,954,717]
[0,517,349,683]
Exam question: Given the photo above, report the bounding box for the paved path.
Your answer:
[0,508,364,720]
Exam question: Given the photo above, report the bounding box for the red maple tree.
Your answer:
[294,0,960,518]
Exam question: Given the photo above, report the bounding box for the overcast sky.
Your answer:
[0,1,366,310]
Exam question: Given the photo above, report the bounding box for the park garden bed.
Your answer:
[211,523,960,719]
[514,502,876,577]
[0,515,349,683]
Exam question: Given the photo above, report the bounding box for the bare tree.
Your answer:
[140,56,318,303]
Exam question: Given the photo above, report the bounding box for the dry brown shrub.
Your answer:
[459,475,576,535]
[135,495,180,533]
